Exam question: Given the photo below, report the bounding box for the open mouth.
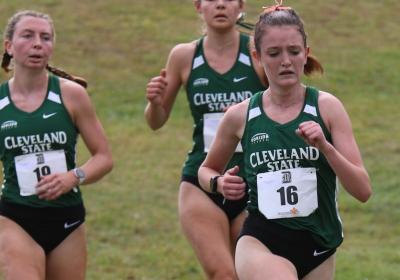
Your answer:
[29,54,43,59]
[279,70,295,75]
[214,14,227,20]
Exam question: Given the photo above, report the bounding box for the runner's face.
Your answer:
[196,0,243,31]
[256,25,308,88]
[5,16,54,70]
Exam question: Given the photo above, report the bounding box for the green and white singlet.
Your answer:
[0,75,83,207]
[241,87,343,249]
[183,33,266,178]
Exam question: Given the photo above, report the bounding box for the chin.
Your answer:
[277,78,298,88]
[211,21,234,30]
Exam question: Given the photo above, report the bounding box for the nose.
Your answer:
[32,34,42,49]
[216,0,226,8]
[281,52,291,67]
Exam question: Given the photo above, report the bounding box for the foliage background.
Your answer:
[0,0,399,279]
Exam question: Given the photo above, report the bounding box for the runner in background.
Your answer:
[145,0,267,278]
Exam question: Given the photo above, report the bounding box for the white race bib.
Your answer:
[203,113,242,153]
[257,167,318,219]
[15,150,68,196]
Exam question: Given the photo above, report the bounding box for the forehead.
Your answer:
[260,25,304,48]
[14,16,52,34]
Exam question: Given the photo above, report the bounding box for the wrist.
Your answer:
[210,175,222,194]
[73,167,86,185]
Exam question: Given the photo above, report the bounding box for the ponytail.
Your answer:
[305,54,323,76]
[236,12,255,32]
[1,52,12,72]
[46,65,88,88]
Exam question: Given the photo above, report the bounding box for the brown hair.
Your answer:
[254,8,323,75]
[2,10,88,88]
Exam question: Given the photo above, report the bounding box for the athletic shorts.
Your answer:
[0,200,85,254]
[239,210,337,278]
[181,174,247,221]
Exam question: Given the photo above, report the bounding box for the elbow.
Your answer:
[357,188,372,203]
[354,171,372,203]
[361,191,372,203]
[144,106,167,131]
[104,155,114,175]
[144,116,165,131]
[148,123,162,131]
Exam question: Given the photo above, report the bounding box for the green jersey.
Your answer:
[241,87,343,249]
[183,33,266,177]
[0,75,83,207]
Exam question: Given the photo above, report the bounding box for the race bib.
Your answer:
[203,113,242,153]
[15,150,68,196]
[257,167,318,219]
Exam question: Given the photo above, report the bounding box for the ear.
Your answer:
[4,40,12,56]
[305,46,310,62]
[239,0,245,10]
[193,0,201,13]
[251,49,262,66]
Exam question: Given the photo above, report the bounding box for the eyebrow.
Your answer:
[19,29,52,35]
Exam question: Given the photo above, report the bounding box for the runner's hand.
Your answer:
[220,165,246,200]
[296,121,329,152]
[146,69,168,106]
[36,172,78,201]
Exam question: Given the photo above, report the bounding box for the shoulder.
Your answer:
[59,78,89,100]
[317,90,349,130]
[318,90,344,110]
[168,40,198,64]
[166,40,199,83]
[59,78,92,121]
[220,99,249,139]
[222,99,250,133]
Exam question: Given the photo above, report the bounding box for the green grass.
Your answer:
[1,0,399,279]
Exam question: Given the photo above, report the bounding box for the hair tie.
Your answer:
[262,0,291,14]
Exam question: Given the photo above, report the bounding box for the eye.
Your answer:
[266,50,280,57]
[288,47,302,55]
[41,34,52,41]
[21,32,33,39]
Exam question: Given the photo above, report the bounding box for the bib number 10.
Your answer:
[277,186,299,206]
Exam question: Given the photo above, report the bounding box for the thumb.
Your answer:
[160,68,167,78]
[226,165,240,176]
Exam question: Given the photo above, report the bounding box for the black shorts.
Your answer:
[181,174,247,221]
[239,210,337,278]
[0,200,85,254]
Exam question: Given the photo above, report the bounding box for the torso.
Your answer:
[0,75,83,207]
[241,86,343,248]
[182,33,266,177]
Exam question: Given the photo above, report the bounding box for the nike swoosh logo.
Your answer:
[43,112,57,119]
[233,77,247,83]
[64,220,81,229]
[313,249,330,257]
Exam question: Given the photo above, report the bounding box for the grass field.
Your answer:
[0,0,399,279]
